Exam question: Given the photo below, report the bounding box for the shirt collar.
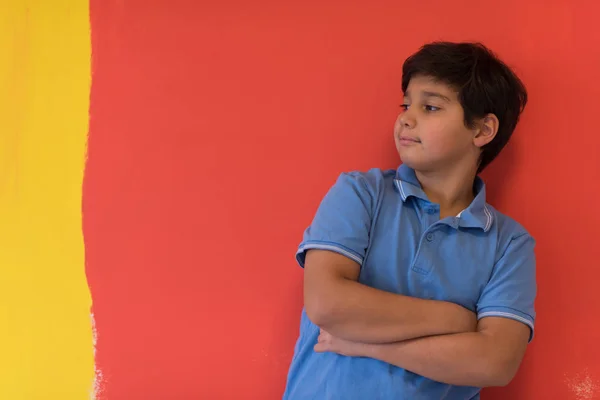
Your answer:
[393,164,494,232]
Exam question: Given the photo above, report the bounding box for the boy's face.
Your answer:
[394,75,485,174]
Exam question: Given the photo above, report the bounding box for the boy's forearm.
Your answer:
[359,332,515,387]
[309,278,476,344]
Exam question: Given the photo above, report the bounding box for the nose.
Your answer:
[398,110,415,129]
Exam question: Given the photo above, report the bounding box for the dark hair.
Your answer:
[402,42,528,172]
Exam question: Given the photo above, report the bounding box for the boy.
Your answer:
[283,42,536,400]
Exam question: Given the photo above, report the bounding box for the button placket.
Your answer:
[411,226,438,275]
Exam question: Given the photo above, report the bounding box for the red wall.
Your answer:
[85,1,600,398]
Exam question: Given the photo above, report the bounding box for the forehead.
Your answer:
[404,75,458,100]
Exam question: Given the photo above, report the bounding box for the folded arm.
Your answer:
[316,316,530,387]
[304,250,477,344]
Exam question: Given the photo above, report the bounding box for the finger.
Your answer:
[314,343,324,352]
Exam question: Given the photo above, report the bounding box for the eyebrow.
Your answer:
[404,90,452,103]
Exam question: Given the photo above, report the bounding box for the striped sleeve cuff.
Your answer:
[477,306,535,342]
[296,241,364,267]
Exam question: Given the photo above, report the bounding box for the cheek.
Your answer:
[422,124,454,149]
[424,118,471,148]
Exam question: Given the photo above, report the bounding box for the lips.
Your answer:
[398,136,420,143]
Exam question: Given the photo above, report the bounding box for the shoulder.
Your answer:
[334,168,396,197]
[309,168,395,218]
[487,205,533,240]
[487,205,536,259]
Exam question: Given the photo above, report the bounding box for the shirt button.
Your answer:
[426,233,434,242]
[427,208,436,215]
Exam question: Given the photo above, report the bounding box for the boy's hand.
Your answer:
[314,329,367,357]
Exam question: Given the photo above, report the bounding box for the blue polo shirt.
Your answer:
[283,164,537,400]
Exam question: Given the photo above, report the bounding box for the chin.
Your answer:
[399,154,432,172]
[398,152,417,168]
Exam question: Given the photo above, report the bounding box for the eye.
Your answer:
[424,105,440,112]
[400,104,410,111]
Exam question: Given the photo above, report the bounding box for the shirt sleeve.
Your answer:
[296,172,373,268]
[476,233,537,342]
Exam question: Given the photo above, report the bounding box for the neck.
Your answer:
[415,162,478,218]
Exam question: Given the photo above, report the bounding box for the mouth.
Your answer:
[398,135,421,144]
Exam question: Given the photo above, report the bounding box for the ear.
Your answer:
[473,114,499,148]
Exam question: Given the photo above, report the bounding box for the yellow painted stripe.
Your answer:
[0,1,95,399]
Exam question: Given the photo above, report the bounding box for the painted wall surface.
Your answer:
[0,1,95,399]
[2,0,600,399]
[86,1,600,399]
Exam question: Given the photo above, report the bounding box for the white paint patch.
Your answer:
[565,369,599,400]
[90,313,104,400]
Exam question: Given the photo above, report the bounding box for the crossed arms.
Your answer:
[304,249,531,388]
